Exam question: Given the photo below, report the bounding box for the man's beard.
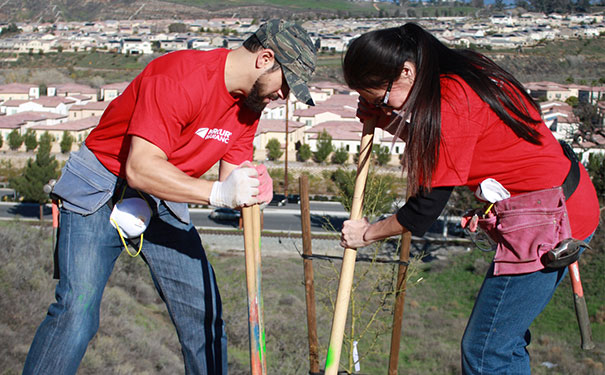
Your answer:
[243,76,278,113]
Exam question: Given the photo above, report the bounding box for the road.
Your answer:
[0,201,348,234]
[0,201,466,240]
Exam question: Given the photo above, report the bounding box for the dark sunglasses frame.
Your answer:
[375,80,393,109]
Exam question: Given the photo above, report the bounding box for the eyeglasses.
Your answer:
[375,80,393,109]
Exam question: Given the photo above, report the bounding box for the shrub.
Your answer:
[331,146,349,165]
[266,138,283,161]
[24,130,38,151]
[7,130,23,151]
[586,152,604,204]
[60,130,74,154]
[373,144,391,166]
[297,143,311,162]
[313,130,333,163]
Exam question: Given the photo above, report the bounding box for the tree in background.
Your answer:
[0,23,20,36]
[266,138,283,161]
[151,41,161,53]
[331,146,349,165]
[7,130,23,151]
[39,131,54,150]
[572,102,601,147]
[297,143,312,162]
[10,131,58,204]
[313,130,333,163]
[330,168,400,220]
[0,134,3,149]
[24,130,38,152]
[373,145,391,166]
[60,130,74,154]
[565,96,579,107]
[168,23,187,33]
[586,153,604,204]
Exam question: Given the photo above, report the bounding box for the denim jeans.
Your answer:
[461,235,592,374]
[23,201,227,375]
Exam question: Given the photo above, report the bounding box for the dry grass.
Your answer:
[0,222,183,374]
[1,220,603,374]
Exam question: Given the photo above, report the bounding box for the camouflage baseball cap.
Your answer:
[254,19,317,106]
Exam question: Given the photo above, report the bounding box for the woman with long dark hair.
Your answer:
[339,23,599,374]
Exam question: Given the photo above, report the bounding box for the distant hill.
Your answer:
[0,0,400,22]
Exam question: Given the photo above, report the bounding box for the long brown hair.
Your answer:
[343,23,542,195]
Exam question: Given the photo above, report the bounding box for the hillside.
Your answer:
[1,36,604,91]
[0,0,399,22]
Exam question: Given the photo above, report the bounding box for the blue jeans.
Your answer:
[461,236,592,374]
[23,202,227,375]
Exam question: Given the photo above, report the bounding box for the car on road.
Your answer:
[269,193,287,207]
[287,194,300,204]
[209,208,241,221]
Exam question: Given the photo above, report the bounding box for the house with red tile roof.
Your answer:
[540,100,580,141]
[525,81,605,104]
[305,121,363,161]
[28,116,99,153]
[0,83,40,101]
[47,83,99,101]
[101,81,130,102]
[293,105,357,127]
[254,118,305,161]
[68,101,110,120]
[0,100,27,115]
[0,111,68,150]
[261,99,289,120]
[303,120,407,165]
[573,128,605,164]
[1,96,76,116]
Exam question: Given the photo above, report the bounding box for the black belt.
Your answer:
[560,140,580,200]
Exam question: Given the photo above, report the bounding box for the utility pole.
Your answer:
[284,97,289,197]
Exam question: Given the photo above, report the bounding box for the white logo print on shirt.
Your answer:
[195,128,232,144]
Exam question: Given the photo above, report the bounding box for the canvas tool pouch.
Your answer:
[478,187,572,276]
[476,140,581,276]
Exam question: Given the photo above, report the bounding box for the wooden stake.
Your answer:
[300,175,320,374]
[324,120,375,375]
[388,229,412,374]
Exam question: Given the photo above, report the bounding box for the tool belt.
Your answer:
[477,141,583,276]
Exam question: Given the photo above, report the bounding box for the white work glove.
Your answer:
[209,162,260,208]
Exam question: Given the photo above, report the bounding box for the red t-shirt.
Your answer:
[431,76,599,239]
[86,49,258,178]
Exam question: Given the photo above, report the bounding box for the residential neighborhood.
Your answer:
[0,74,603,165]
[0,14,603,163]
[0,12,604,55]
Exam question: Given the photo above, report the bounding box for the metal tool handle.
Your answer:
[568,261,594,350]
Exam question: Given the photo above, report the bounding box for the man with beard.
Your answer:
[23,19,316,375]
